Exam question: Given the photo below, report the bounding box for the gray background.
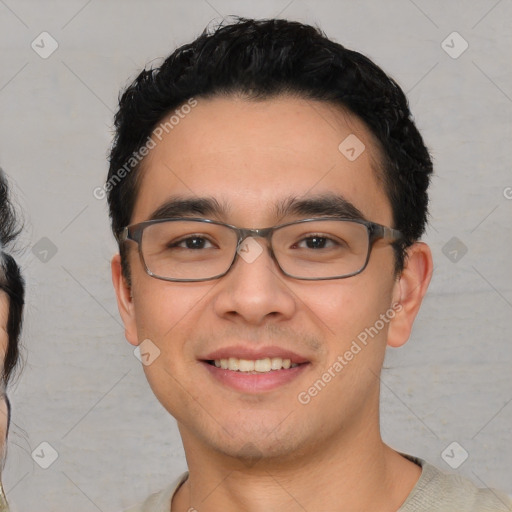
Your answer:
[0,0,511,510]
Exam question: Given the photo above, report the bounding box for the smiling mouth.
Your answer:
[205,357,304,373]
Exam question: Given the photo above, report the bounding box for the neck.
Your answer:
[172,416,421,512]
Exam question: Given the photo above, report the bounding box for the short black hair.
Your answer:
[0,168,25,386]
[107,17,433,281]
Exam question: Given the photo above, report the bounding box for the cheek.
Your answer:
[132,282,206,415]
[299,276,394,340]
[132,279,210,349]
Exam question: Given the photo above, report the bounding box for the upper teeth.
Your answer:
[213,357,299,372]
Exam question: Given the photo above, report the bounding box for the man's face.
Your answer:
[116,95,404,462]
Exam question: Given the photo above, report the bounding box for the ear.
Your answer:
[387,242,433,348]
[111,253,139,347]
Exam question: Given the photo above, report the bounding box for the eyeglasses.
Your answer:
[117,217,404,282]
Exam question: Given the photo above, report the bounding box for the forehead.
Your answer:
[132,95,392,225]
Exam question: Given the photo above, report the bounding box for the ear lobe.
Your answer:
[387,242,433,348]
[111,253,139,346]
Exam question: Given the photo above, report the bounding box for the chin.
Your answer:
[215,437,299,464]
[197,418,308,463]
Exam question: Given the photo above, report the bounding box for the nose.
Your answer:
[212,237,296,326]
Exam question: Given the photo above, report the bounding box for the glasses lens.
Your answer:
[141,220,238,280]
[273,220,369,279]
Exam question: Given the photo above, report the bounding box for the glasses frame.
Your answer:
[117,217,404,282]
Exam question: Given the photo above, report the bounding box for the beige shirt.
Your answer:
[125,457,512,512]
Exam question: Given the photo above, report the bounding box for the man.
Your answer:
[107,18,512,511]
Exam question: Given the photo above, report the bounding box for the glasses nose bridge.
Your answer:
[236,226,274,246]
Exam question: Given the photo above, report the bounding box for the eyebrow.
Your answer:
[147,196,230,221]
[274,193,367,221]
[146,193,366,224]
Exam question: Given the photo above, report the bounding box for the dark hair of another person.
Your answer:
[107,17,433,283]
[0,169,25,387]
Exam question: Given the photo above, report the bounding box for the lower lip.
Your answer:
[201,361,310,393]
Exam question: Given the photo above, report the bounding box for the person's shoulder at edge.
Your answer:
[399,455,512,512]
[121,457,512,512]
[123,472,188,512]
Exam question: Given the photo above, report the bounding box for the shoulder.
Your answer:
[123,472,189,512]
[400,456,512,512]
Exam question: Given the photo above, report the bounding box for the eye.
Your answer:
[295,235,341,250]
[170,236,216,250]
